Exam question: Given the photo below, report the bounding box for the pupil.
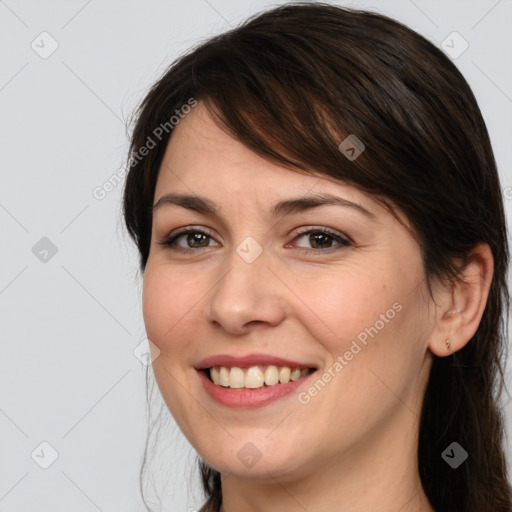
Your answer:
[311,233,331,248]
[189,233,208,247]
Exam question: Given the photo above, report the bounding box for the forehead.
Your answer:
[155,102,380,213]
[156,102,311,189]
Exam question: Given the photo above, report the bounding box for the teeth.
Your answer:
[279,366,291,383]
[219,366,230,386]
[211,366,220,384]
[264,365,279,386]
[245,367,265,388]
[229,367,245,388]
[208,365,313,389]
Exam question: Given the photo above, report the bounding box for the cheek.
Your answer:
[289,260,427,394]
[142,265,205,353]
[291,267,399,350]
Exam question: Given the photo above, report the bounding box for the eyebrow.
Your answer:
[152,192,376,220]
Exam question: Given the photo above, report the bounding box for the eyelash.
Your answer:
[157,226,352,255]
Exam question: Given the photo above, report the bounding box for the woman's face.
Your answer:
[143,101,436,480]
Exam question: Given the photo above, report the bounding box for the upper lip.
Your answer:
[195,353,317,370]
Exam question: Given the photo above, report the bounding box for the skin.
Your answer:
[142,101,493,512]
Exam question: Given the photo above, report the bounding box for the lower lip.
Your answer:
[197,369,315,408]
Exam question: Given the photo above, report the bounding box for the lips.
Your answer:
[197,367,316,408]
[195,353,318,407]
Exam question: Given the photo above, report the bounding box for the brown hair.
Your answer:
[123,3,512,511]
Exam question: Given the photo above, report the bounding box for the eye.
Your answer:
[288,227,352,253]
[157,226,352,254]
[158,227,218,251]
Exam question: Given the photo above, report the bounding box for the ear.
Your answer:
[428,243,494,357]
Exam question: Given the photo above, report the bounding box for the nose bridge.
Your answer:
[206,237,286,333]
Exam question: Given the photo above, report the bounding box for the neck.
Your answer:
[219,406,434,512]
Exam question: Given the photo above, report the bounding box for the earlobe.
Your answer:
[428,243,494,357]
[442,309,460,355]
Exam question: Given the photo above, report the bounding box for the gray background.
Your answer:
[0,0,511,510]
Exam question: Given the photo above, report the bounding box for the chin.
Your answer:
[197,438,311,480]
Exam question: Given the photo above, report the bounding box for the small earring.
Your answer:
[445,337,452,353]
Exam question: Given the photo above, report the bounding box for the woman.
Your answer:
[122,3,511,511]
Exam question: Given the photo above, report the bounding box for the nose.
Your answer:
[205,245,287,335]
